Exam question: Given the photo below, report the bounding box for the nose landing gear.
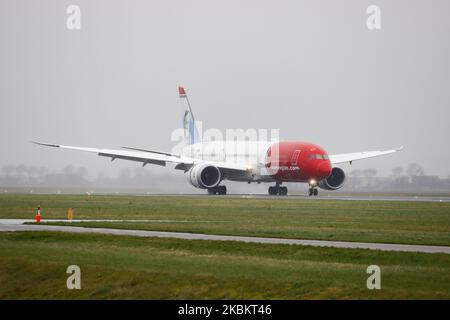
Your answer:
[268,183,288,196]
[308,180,319,197]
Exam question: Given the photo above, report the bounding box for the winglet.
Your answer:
[31,141,60,148]
[178,86,186,98]
[397,146,404,151]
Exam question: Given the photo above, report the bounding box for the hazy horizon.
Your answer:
[1,0,449,181]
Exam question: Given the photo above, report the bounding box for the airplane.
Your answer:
[34,86,402,196]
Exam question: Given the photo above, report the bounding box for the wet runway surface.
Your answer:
[138,193,450,203]
[1,219,449,254]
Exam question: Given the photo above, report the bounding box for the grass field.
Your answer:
[1,231,449,299]
[1,194,450,245]
[1,194,450,299]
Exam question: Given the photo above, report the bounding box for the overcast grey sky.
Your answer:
[1,0,449,179]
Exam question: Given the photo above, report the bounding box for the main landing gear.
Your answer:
[268,182,288,196]
[207,185,227,195]
[308,187,318,196]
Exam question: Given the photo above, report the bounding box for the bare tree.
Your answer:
[350,169,363,177]
[63,165,76,176]
[1,165,14,178]
[16,164,26,177]
[349,169,363,189]
[363,168,378,187]
[76,167,88,179]
[391,167,403,179]
[37,166,48,177]
[406,163,424,182]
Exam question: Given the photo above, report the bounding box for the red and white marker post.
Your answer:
[36,205,41,224]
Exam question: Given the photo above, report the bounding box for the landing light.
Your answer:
[309,179,316,185]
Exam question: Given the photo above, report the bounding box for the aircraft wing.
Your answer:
[32,142,249,172]
[329,146,403,165]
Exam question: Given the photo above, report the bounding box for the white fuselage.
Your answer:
[181,140,275,182]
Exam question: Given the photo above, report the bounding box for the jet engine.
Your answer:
[187,164,222,189]
[318,167,346,190]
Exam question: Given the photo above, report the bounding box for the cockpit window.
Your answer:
[308,154,329,160]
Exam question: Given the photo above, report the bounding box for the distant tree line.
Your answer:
[346,163,450,192]
[1,162,449,193]
[0,164,187,192]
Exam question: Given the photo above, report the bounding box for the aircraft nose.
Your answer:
[318,161,332,178]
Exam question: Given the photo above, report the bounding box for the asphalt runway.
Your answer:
[9,191,450,202]
[135,193,450,203]
[0,219,228,225]
[1,219,449,254]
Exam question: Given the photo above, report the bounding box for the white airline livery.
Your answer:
[34,86,402,196]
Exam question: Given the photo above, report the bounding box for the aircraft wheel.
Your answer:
[207,187,217,195]
[308,188,313,196]
[268,186,277,195]
[217,185,227,195]
[279,186,288,196]
[313,188,318,196]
